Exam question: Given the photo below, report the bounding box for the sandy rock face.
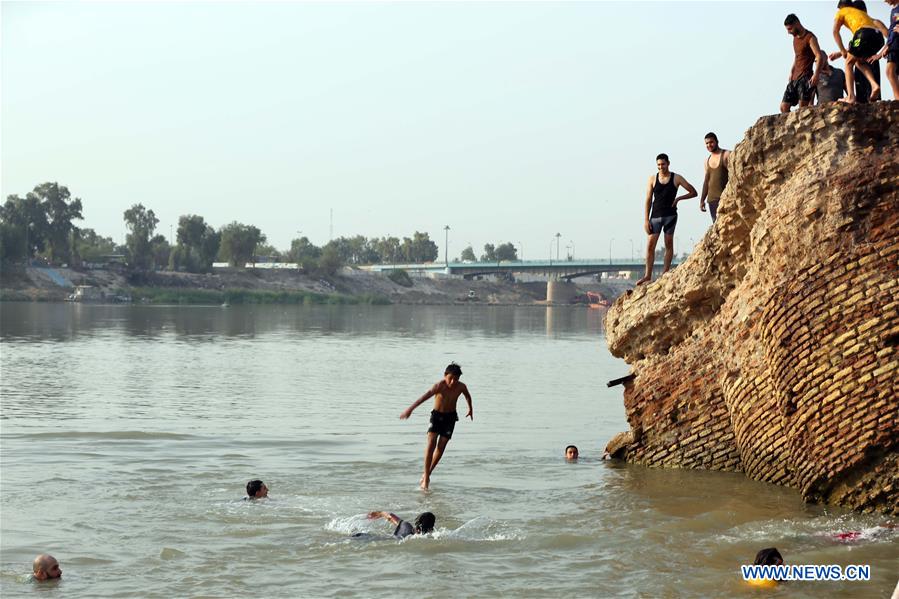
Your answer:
[604,102,898,514]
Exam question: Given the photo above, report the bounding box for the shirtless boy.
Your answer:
[400,362,473,490]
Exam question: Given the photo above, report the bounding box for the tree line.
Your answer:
[1,182,518,274]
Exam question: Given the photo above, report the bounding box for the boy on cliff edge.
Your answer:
[400,362,473,490]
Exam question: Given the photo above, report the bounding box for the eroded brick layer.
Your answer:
[606,102,899,514]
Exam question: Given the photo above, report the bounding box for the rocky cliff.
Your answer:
[604,102,898,514]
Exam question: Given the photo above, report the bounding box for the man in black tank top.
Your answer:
[637,153,697,285]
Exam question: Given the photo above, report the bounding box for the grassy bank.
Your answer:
[130,287,390,306]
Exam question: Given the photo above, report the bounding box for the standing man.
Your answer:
[869,0,899,100]
[829,0,889,102]
[850,1,882,103]
[782,14,824,113]
[700,132,730,223]
[636,154,697,286]
[816,50,847,103]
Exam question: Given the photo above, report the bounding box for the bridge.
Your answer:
[365,259,679,281]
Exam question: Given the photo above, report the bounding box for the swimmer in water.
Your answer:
[367,511,436,539]
[746,547,783,589]
[400,362,473,490]
[31,554,62,581]
[245,479,268,500]
[565,445,579,461]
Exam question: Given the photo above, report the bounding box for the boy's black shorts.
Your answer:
[848,28,884,59]
[428,410,458,439]
[783,76,814,106]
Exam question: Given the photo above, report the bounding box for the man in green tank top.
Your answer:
[700,132,730,223]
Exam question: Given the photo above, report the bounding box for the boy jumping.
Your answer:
[400,362,473,490]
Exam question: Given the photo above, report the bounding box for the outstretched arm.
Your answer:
[368,511,401,526]
[462,384,473,420]
[673,175,698,204]
[400,383,439,419]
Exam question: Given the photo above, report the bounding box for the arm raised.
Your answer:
[400,382,439,419]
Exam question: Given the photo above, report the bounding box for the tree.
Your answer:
[460,246,476,262]
[123,204,159,270]
[255,243,282,261]
[74,228,117,264]
[317,242,344,276]
[171,214,220,273]
[219,222,265,268]
[480,243,496,262]
[150,235,171,270]
[287,236,322,272]
[494,242,518,262]
[410,231,438,262]
[33,182,82,265]
[373,236,401,264]
[0,193,50,262]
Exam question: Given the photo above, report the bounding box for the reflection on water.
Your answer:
[1,303,606,341]
[1,303,896,598]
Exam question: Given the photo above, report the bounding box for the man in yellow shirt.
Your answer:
[829,0,890,101]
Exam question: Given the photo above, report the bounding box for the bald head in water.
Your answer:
[32,554,62,581]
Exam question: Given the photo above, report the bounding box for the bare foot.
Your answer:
[636,276,651,286]
[420,476,430,490]
[870,85,880,102]
[840,96,857,104]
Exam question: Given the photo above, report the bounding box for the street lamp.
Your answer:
[629,238,634,262]
[517,241,523,261]
[555,232,561,262]
[443,225,450,267]
[609,238,614,265]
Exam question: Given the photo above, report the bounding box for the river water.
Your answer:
[1,303,896,598]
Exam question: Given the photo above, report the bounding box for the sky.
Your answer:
[2,1,895,262]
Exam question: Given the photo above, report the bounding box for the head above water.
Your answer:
[565,445,579,460]
[414,512,436,534]
[246,479,268,498]
[754,547,784,566]
[704,132,719,152]
[837,0,854,7]
[851,0,866,10]
[32,554,61,581]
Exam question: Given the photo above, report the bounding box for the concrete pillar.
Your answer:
[546,279,577,304]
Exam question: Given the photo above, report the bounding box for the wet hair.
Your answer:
[837,0,853,8]
[414,512,436,534]
[704,132,718,142]
[246,479,265,497]
[754,548,784,566]
[656,153,669,163]
[784,14,800,26]
[852,0,866,11]
[565,444,578,454]
[444,362,462,377]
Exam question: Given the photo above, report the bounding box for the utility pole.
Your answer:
[443,225,450,267]
[609,238,614,264]
[517,241,523,261]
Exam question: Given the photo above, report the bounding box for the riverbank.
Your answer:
[0,265,632,306]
